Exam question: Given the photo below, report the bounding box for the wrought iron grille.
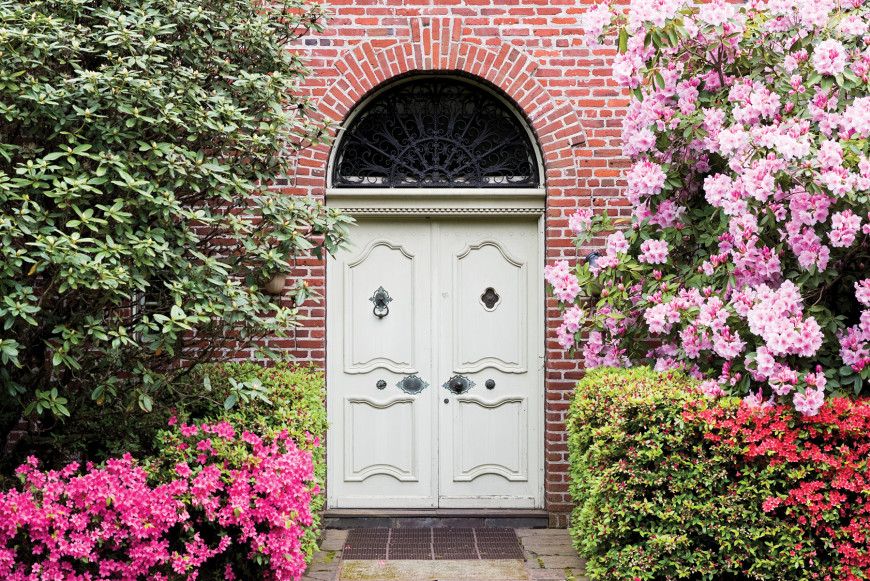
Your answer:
[332,79,540,188]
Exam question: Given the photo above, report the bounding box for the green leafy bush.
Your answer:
[0,0,351,464]
[186,361,327,475]
[173,361,328,561]
[568,368,836,580]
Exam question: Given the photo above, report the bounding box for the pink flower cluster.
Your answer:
[626,160,667,205]
[812,39,847,76]
[568,208,593,235]
[551,0,870,415]
[737,281,823,359]
[638,238,668,264]
[840,310,870,371]
[0,421,319,581]
[582,330,626,369]
[545,260,580,303]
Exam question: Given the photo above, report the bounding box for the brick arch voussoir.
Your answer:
[296,38,586,192]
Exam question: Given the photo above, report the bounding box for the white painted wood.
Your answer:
[437,219,542,508]
[327,219,436,508]
[327,217,543,509]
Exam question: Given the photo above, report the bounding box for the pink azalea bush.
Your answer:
[551,0,870,415]
[0,419,319,581]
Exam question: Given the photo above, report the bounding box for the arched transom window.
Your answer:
[331,78,541,188]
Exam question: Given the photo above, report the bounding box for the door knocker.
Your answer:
[369,286,392,318]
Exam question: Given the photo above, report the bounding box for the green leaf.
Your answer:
[853,375,864,395]
[618,28,628,54]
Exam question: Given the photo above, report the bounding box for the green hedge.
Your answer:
[567,367,870,581]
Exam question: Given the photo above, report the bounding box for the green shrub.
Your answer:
[177,361,328,560]
[568,368,819,580]
[0,0,351,468]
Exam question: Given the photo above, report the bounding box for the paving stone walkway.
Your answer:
[302,528,589,581]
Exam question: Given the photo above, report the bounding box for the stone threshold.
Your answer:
[323,509,549,530]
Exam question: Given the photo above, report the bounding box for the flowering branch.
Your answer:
[552,0,870,415]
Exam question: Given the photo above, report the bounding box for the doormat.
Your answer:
[341,527,524,560]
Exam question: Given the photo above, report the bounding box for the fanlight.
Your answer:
[332,78,540,188]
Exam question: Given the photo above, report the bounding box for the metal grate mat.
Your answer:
[342,527,524,561]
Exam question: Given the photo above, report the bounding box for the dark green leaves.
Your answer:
[0,0,351,433]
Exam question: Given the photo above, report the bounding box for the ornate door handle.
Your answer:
[442,375,474,395]
[396,375,428,395]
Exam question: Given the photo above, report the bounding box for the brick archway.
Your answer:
[294,17,586,195]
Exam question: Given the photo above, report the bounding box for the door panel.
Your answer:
[327,219,435,508]
[452,240,527,373]
[451,395,528,481]
[344,240,418,373]
[437,219,541,508]
[327,217,542,509]
[344,396,419,481]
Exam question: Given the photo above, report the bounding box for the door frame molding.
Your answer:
[324,74,547,511]
[325,213,546,509]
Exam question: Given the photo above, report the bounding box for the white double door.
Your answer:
[326,216,543,509]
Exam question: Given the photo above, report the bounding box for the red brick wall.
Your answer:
[271,0,628,527]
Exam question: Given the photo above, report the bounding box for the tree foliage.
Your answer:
[0,0,351,458]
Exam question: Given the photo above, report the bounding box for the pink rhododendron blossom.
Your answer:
[717,125,749,156]
[606,231,630,255]
[568,209,593,235]
[627,0,682,32]
[625,127,658,155]
[812,39,847,76]
[612,53,644,89]
[639,238,669,264]
[699,379,727,397]
[583,331,628,369]
[591,253,620,272]
[817,139,843,169]
[650,199,685,228]
[856,279,870,306]
[563,305,584,333]
[698,0,735,26]
[787,224,831,271]
[841,97,870,137]
[743,389,772,409]
[839,14,869,36]
[556,323,576,349]
[712,327,746,359]
[581,2,614,48]
[829,209,862,248]
[557,306,585,350]
[626,160,667,203]
[545,260,581,303]
[793,388,826,416]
